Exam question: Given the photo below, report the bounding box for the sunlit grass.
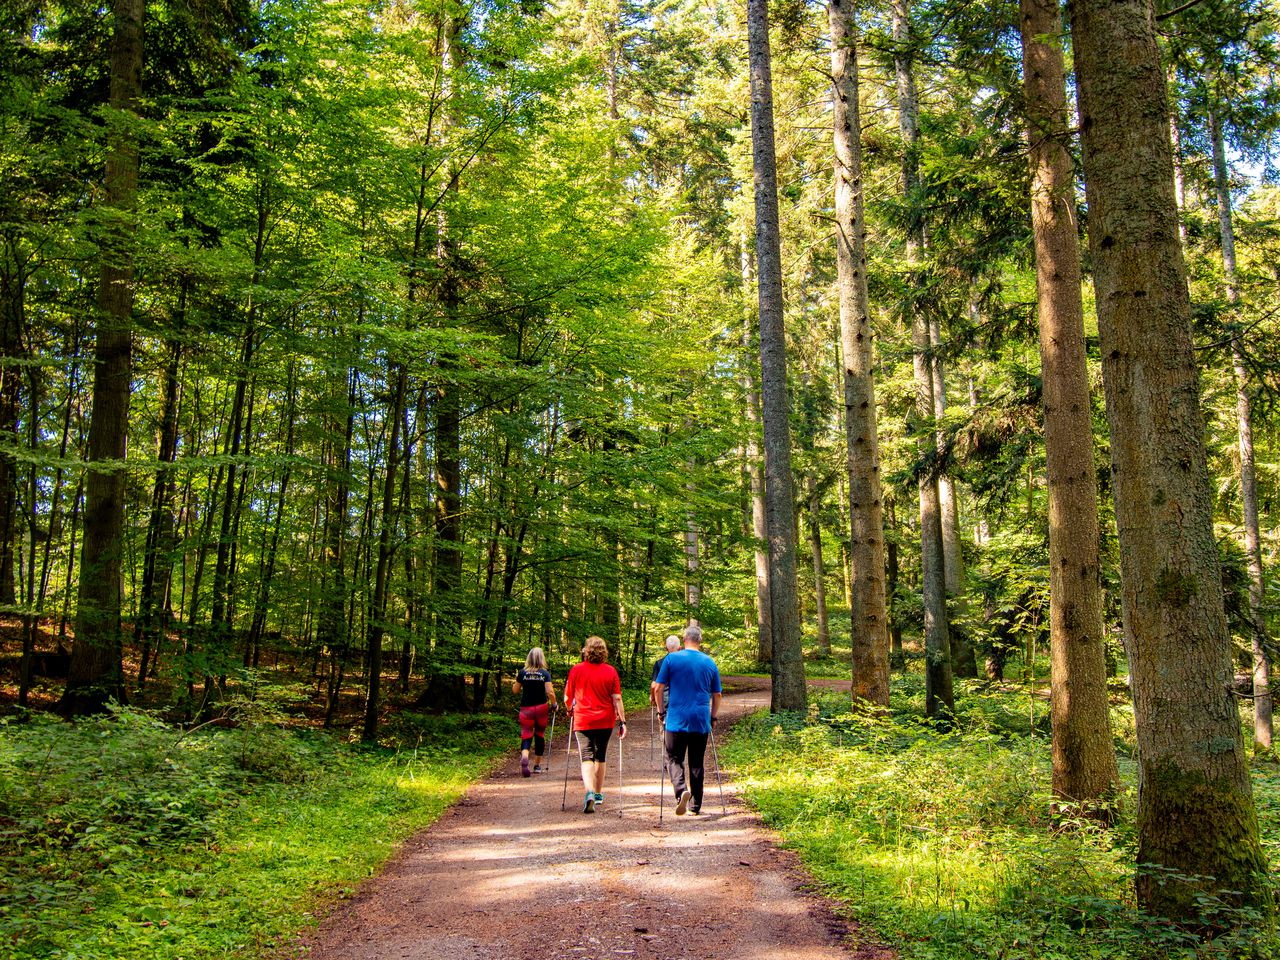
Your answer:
[724,675,1277,960]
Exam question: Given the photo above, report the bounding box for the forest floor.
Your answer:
[291,676,894,960]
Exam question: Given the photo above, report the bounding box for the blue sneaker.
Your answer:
[593,792,605,807]
[583,792,596,814]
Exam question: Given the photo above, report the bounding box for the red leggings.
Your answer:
[519,703,550,753]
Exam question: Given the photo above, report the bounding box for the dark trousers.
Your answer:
[664,730,708,809]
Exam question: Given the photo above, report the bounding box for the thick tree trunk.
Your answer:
[61,0,143,715]
[1209,103,1272,751]
[1020,0,1119,808]
[829,0,889,705]
[747,0,805,712]
[892,0,951,718]
[1070,0,1270,915]
[741,241,772,665]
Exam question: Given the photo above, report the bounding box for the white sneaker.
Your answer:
[675,789,691,816]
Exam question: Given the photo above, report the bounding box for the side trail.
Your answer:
[298,677,892,960]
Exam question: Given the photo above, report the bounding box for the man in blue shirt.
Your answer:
[654,622,722,816]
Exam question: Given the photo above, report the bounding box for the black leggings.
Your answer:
[520,735,546,754]
[664,730,708,809]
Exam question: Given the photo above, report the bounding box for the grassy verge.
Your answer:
[722,674,1278,960]
[0,702,510,960]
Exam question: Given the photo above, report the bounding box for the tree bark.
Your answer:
[1020,0,1119,808]
[741,240,772,665]
[892,0,951,718]
[1208,102,1272,751]
[747,0,805,711]
[1070,0,1270,914]
[61,0,143,714]
[829,0,889,705]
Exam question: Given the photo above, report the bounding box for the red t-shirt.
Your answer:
[564,661,621,731]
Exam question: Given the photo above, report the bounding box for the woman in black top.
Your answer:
[512,647,557,777]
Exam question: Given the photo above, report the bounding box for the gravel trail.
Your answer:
[298,677,893,960]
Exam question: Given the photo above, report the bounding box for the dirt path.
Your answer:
[298,677,890,960]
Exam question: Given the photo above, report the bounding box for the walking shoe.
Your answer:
[675,789,691,816]
[583,791,596,814]
[521,757,531,778]
[689,806,701,816]
[532,765,544,773]
[593,792,605,807]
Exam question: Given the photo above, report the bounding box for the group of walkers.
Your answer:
[511,623,722,816]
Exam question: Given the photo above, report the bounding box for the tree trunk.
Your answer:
[137,312,184,686]
[829,0,889,706]
[892,0,952,718]
[747,0,805,712]
[1208,102,1272,752]
[0,238,25,609]
[1169,66,1187,243]
[61,0,143,715]
[363,361,408,743]
[741,240,772,665]
[1070,0,1270,915]
[807,472,830,655]
[1020,0,1120,808]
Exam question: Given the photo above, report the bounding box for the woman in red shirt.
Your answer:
[563,636,627,813]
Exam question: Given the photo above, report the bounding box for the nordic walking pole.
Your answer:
[709,722,727,815]
[617,720,625,819]
[547,707,557,772]
[560,713,575,811]
[649,706,655,764]
[658,729,666,826]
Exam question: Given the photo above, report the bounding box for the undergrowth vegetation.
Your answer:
[724,676,1279,960]
[0,691,509,960]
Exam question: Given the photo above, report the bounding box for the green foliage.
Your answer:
[724,682,1279,959]
[0,705,509,959]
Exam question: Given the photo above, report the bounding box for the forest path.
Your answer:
[297,676,892,960]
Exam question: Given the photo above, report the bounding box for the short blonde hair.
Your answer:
[525,647,547,671]
[583,636,608,664]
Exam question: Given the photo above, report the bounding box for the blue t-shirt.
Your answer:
[655,648,721,734]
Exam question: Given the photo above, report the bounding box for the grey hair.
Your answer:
[683,623,703,645]
[664,634,682,652]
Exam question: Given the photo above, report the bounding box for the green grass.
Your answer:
[723,674,1278,960]
[0,700,511,960]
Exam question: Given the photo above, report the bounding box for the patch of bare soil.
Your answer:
[293,678,893,960]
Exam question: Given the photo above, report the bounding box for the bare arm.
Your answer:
[711,691,722,722]
[612,693,628,738]
[545,681,557,709]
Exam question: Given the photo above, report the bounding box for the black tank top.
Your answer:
[518,668,552,707]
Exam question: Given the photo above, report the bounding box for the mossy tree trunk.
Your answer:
[1069,0,1271,916]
